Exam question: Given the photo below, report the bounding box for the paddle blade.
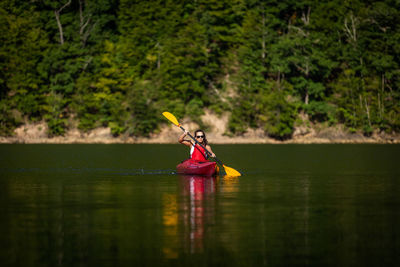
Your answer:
[223,165,241,177]
[162,112,180,127]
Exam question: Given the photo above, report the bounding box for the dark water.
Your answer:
[0,144,399,266]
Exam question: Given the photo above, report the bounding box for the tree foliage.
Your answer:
[0,0,399,138]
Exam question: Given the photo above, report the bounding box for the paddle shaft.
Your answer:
[179,126,224,166]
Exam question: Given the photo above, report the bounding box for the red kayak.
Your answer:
[176,159,217,176]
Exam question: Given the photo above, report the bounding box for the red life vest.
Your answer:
[190,144,207,161]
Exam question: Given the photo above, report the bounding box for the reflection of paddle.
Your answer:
[162,112,241,177]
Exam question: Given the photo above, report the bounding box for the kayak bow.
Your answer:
[176,159,217,176]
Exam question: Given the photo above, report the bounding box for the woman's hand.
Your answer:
[180,130,188,139]
[179,130,192,147]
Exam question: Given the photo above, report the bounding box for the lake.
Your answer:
[0,144,399,266]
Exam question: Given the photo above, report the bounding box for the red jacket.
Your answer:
[190,144,207,161]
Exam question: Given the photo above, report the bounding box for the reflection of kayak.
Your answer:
[176,159,217,176]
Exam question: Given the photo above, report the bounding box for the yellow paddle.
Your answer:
[162,112,241,177]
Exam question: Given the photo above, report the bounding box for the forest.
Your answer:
[1,0,399,140]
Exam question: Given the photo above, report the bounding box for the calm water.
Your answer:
[0,144,399,266]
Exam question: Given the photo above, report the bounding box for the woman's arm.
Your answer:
[206,145,216,158]
[179,130,192,147]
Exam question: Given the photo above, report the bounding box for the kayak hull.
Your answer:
[176,159,217,176]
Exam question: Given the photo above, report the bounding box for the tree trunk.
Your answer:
[381,74,385,117]
[301,6,311,26]
[261,11,266,60]
[305,61,309,105]
[364,97,371,127]
[79,0,96,47]
[79,0,90,45]
[378,92,381,120]
[54,0,72,45]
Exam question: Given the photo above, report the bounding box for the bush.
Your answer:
[304,101,336,124]
[363,125,373,137]
[260,92,297,140]
[109,121,126,136]
[0,100,23,136]
[45,115,67,136]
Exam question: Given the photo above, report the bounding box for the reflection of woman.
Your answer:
[181,175,216,254]
[178,129,216,160]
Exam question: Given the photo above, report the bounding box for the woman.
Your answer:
[179,129,216,161]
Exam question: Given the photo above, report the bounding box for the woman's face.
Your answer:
[195,131,205,144]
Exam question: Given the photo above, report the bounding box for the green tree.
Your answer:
[0,4,48,120]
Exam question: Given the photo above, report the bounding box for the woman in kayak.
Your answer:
[179,129,216,161]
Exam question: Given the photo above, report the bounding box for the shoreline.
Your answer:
[1,136,399,144]
[1,121,399,145]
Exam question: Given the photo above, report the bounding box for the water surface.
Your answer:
[0,144,399,266]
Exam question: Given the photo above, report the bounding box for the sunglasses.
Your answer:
[195,135,204,139]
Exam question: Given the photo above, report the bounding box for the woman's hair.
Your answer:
[194,129,208,146]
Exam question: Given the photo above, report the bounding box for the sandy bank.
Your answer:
[0,121,399,144]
